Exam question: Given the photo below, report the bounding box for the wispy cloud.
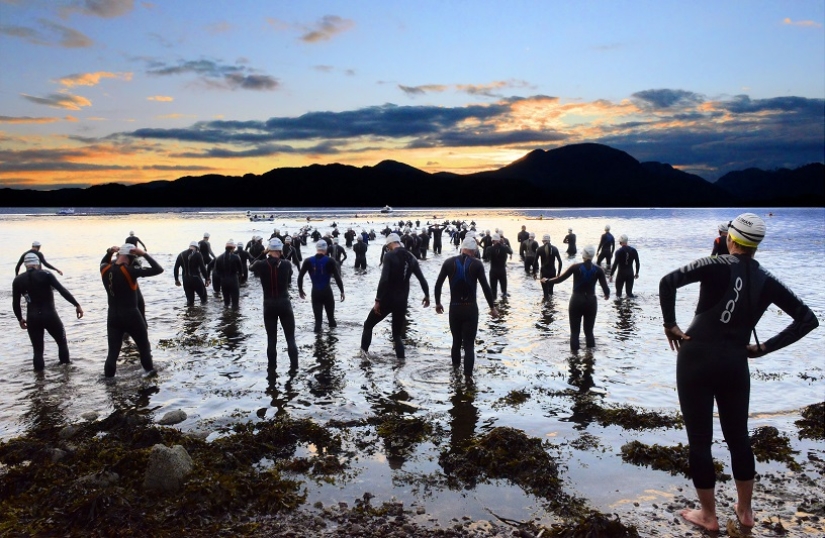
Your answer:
[145,58,279,91]
[147,95,173,102]
[0,116,63,124]
[399,84,449,96]
[156,113,196,119]
[400,80,533,98]
[299,15,354,43]
[0,19,93,47]
[22,92,92,110]
[631,89,705,109]
[59,0,134,19]
[56,71,132,88]
[205,21,233,34]
[782,18,822,28]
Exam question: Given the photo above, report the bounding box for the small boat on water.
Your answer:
[380,205,393,214]
[249,214,275,222]
[57,208,75,216]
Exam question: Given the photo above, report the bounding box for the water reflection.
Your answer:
[216,308,246,358]
[567,351,595,393]
[612,298,639,342]
[307,332,345,398]
[535,299,558,335]
[448,385,478,453]
[20,376,69,436]
[265,371,298,418]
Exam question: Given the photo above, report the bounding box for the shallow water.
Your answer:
[1,207,823,530]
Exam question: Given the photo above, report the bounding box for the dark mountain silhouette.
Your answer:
[2,143,820,207]
[714,163,824,206]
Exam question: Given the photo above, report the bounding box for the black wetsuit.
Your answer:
[248,242,265,264]
[596,232,615,269]
[418,232,430,259]
[206,258,221,294]
[100,250,164,376]
[298,254,344,332]
[516,230,530,253]
[563,232,577,256]
[251,256,298,370]
[344,230,356,248]
[283,243,302,269]
[215,250,243,308]
[198,239,215,265]
[125,235,147,250]
[537,242,563,299]
[329,243,347,265]
[485,242,512,300]
[660,254,818,490]
[610,245,640,297]
[552,261,610,351]
[434,254,495,376]
[353,241,368,269]
[12,268,79,370]
[711,235,730,256]
[361,246,429,358]
[15,249,60,275]
[521,239,539,274]
[429,225,445,254]
[174,248,208,305]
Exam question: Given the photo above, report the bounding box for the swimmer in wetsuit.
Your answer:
[214,241,244,308]
[198,233,215,266]
[15,241,63,276]
[13,253,83,370]
[521,232,539,275]
[360,233,429,359]
[353,235,368,270]
[435,236,498,378]
[544,246,610,351]
[609,234,640,298]
[100,243,164,377]
[174,241,210,305]
[484,233,512,300]
[250,238,298,372]
[711,222,730,256]
[299,240,345,332]
[659,212,818,532]
[537,234,563,300]
[563,228,577,257]
[125,231,147,250]
[596,225,615,269]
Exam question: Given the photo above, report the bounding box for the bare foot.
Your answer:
[681,508,720,532]
[734,503,754,527]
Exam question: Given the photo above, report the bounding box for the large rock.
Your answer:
[143,444,193,492]
[157,409,187,425]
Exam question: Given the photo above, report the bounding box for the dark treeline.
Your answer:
[4,143,823,207]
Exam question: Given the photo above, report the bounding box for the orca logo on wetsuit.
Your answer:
[720,276,743,324]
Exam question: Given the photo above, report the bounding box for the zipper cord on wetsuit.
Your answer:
[746,259,761,348]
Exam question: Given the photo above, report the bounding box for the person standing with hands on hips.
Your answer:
[659,212,818,533]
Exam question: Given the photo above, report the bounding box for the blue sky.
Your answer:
[1,0,823,189]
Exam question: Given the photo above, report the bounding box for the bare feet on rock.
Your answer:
[681,508,720,532]
[734,503,754,527]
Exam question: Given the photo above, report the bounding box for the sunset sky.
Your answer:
[1,0,823,190]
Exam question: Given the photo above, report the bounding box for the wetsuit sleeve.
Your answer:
[14,253,25,275]
[12,278,23,321]
[329,259,344,293]
[173,253,183,282]
[197,253,208,279]
[597,268,610,297]
[411,258,429,298]
[434,259,451,305]
[659,258,719,326]
[610,252,619,277]
[633,250,640,276]
[375,256,393,301]
[553,263,576,284]
[135,253,164,277]
[759,276,820,354]
[38,252,60,273]
[554,247,562,273]
[49,273,80,307]
[711,238,720,256]
[138,239,147,250]
[101,249,115,269]
[475,261,495,309]
[297,260,309,294]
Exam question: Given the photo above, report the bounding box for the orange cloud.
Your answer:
[21,92,92,111]
[147,95,174,102]
[782,18,822,28]
[56,71,133,88]
[0,116,62,124]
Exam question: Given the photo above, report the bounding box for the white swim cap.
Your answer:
[32,241,41,247]
[120,243,136,256]
[619,234,628,243]
[462,237,477,250]
[356,235,363,241]
[203,232,210,238]
[492,233,501,241]
[718,222,729,233]
[129,231,135,236]
[226,240,234,248]
[269,238,283,251]
[568,228,572,233]
[582,246,596,260]
[728,212,765,247]
[333,237,339,244]
[542,234,551,242]
[284,236,293,243]
[605,225,611,231]
[189,241,199,248]
[386,233,401,245]
[528,232,535,238]
[23,253,40,266]
[316,240,328,251]
[236,242,243,248]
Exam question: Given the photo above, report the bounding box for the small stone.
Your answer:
[59,425,80,440]
[350,524,362,534]
[416,506,426,515]
[403,524,416,533]
[338,501,348,510]
[48,448,67,463]
[313,501,324,509]
[81,412,99,421]
[157,409,187,425]
[143,444,193,492]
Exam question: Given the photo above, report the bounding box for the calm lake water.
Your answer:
[1,207,823,531]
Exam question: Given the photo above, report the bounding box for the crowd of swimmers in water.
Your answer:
[10,212,820,533]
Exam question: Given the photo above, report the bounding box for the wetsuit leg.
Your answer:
[360,307,390,351]
[137,288,146,322]
[489,269,500,300]
[43,310,70,364]
[540,267,556,299]
[222,276,240,308]
[433,241,441,254]
[194,278,207,303]
[183,276,196,305]
[263,301,280,370]
[323,288,336,327]
[105,315,126,377]
[500,270,508,296]
[716,354,755,482]
[449,304,478,375]
[390,302,408,358]
[597,252,609,268]
[212,274,222,294]
[26,311,46,371]
[582,295,598,348]
[623,271,635,297]
[279,302,299,368]
[568,294,586,351]
[126,310,154,372]
[311,290,324,332]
